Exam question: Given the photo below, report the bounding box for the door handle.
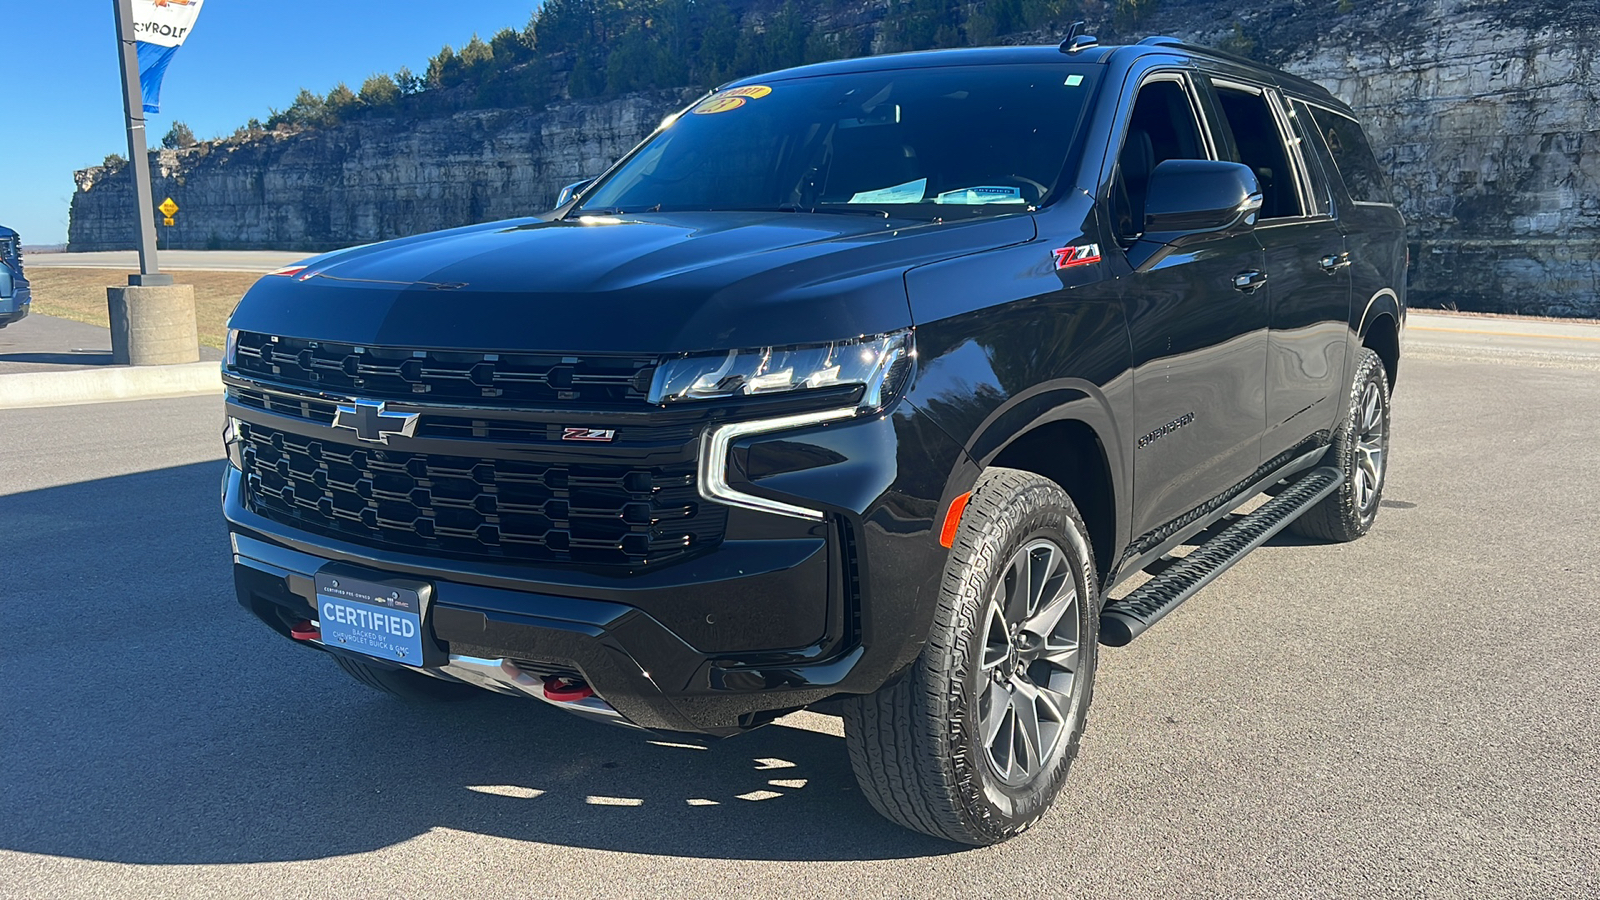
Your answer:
[1233,270,1268,292]
[1320,252,1351,272]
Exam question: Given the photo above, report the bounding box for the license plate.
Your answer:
[314,572,426,666]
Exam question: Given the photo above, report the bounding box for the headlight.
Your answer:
[649,329,913,410]
[224,328,240,368]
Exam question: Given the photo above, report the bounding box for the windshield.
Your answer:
[576,64,1099,219]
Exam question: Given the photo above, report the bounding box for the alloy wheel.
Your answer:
[1354,379,1388,513]
[976,538,1083,787]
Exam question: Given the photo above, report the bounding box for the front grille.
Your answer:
[232,332,658,408]
[227,384,702,446]
[238,422,724,567]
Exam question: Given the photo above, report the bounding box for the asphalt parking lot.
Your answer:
[2,329,1597,898]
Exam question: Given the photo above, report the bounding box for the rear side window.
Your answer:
[1210,85,1303,220]
[1308,107,1392,205]
[1285,102,1333,216]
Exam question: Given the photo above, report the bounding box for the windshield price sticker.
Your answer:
[693,85,773,114]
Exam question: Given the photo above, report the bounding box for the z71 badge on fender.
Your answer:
[562,427,617,442]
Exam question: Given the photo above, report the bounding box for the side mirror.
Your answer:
[1129,160,1263,271]
[556,178,595,208]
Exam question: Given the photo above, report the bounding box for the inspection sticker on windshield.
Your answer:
[693,85,773,114]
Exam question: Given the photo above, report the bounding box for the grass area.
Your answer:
[24,268,261,349]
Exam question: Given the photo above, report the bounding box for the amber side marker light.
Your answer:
[939,491,973,548]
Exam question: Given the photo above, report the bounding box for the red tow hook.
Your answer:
[289,620,321,641]
[543,676,595,703]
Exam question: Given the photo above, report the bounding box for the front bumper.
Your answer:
[0,290,28,327]
[224,397,967,736]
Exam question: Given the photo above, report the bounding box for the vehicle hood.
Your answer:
[228,211,1035,355]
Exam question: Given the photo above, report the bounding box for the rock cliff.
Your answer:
[68,0,1600,315]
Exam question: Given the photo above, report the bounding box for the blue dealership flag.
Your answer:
[132,0,206,114]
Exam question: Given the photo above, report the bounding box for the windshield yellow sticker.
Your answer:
[693,85,772,114]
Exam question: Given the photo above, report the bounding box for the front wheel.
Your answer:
[842,467,1099,845]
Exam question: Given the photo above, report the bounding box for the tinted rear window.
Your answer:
[577,65,1100,219]
[1308,107,1392,205]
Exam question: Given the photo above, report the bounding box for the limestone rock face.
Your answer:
[68,1,1600,315]
[71,91,693,253]
[1281,5,1599,317]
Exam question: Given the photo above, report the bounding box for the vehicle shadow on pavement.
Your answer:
[0,462,959,864]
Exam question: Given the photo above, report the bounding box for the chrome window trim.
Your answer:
[699,406,858,521]
[1209,77,1320,222]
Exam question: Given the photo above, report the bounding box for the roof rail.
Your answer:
[1134,35,1262,68]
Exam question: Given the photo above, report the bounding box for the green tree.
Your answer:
[161,121,197,149]
[460,33,494,69]
[325,82,358,114]
[359,73,400,107]
[394,66,423,96]
[426,45,459,89]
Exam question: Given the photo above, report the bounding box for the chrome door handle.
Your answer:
[1320,252,1351,272]
[1233,270,1268,292]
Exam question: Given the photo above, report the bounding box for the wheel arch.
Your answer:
[986,418,1119,588]
[1357,288,1402,387]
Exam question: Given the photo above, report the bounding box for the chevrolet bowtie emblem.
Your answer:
[332,399,419,444]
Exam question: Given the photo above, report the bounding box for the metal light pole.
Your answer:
[106,0,198,365]
[111,0,171,287]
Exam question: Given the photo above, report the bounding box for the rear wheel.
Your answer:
[332,654,479,702]
[1289,347,1391,542]
[842,467,1098,845]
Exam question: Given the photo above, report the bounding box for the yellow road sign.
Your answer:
[159,197,180,217]
[163,217,176,227]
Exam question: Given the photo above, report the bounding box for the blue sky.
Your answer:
[2,1,543,246]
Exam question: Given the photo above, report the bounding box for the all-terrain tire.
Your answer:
[842,466,1099,845]
[332,654,480,702]
[1288,348,1392,542]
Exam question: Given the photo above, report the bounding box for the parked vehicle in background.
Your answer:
[0,226,30,328]
[219,37,1405,845]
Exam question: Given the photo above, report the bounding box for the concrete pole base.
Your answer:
[107,284,200,366]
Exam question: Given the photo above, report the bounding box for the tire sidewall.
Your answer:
[1344,351,1391,535]
[936,472,1099,841]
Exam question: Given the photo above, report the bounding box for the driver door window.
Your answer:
[1112,77,1210,244]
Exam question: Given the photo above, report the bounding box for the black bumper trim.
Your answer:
[231,531,877,736]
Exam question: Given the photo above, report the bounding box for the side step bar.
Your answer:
[1100,465,1344,646]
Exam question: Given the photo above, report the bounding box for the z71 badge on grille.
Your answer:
[562,427,617,442]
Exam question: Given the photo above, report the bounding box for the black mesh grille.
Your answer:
[238,422,724,567]
[232,332,658,408]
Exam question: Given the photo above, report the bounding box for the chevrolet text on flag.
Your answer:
[133,0,205,114]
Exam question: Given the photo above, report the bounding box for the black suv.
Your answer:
[222,39,1405,845]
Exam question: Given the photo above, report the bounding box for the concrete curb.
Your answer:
[0,361,222,410]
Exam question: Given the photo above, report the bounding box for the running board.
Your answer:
[1099,465,1343,646]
